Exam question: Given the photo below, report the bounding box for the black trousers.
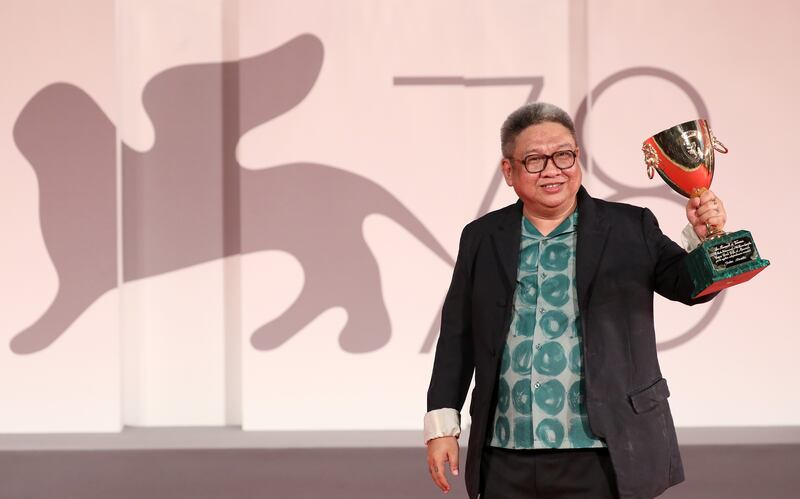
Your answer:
[479,446,621,499]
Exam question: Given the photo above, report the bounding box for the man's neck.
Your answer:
[523,198,577,236]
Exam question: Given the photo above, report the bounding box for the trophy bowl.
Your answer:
[642,118,727,199]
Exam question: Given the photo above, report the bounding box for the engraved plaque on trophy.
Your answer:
[642,119,769,297]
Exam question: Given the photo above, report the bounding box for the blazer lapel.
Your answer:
[491,200,523,298]
[575,186,609,311]
[488,200,523,356]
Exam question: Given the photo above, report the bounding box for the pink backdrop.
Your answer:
[1,0,797,433]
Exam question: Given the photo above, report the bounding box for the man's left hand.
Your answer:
[686,189,726,239]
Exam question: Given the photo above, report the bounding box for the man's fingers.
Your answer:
[685,197,701,225]
[698,189,716,205]
[427,437,458,493]
[428,456,451,493]
[693,224,708,239]
[448,448,459,476]
[687,195,726,227]
[697,205,726,225]
[696,200,721,218]
[435,460,451,492]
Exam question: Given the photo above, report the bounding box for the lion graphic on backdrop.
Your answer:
[11,34,453,354]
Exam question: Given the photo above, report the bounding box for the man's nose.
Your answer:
[539,158,561,175]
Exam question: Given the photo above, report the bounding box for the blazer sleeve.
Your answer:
[641,207,717,305]
[426,224,478,412]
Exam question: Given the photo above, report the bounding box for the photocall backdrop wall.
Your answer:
[0,0,797,434]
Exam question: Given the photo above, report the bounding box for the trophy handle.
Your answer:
[709,128,729,154]
[642,143,657,179]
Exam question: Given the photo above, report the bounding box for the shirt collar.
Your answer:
[522,209,578,240]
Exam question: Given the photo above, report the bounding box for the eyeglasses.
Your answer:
[512,149,578,174]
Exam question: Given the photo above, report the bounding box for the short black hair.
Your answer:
[500,102,577,158]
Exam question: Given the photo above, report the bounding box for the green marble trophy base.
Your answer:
[685,229,770,298]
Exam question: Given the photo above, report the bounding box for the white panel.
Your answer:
[122,262,227,425]
[118,0,228,426]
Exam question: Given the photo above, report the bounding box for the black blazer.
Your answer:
[427,186,716,499]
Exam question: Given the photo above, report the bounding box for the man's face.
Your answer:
[501,121,582,218]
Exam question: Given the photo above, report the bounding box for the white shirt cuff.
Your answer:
[423,408,461,444]
[681,223,701,252]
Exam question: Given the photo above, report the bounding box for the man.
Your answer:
[424,102,725,498]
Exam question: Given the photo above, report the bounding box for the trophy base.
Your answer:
[686,229,770,298]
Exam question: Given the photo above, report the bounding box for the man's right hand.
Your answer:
[426,436,460,494]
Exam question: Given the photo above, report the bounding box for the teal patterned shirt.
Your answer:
[488,210,605,450]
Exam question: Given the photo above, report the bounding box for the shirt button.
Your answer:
[539,307,546,314]
[534,381,541,388]
[535,343,542,350]
[541,272,547,279]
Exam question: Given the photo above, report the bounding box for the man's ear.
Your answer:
[501,158,514,186]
